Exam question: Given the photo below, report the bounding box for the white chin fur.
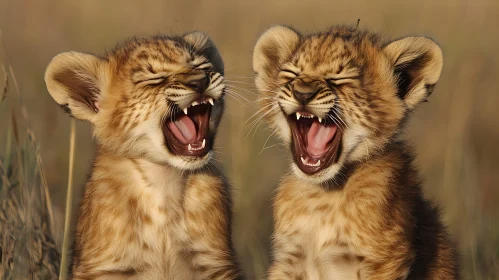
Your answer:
[291,162,343,184]
[166,151,213,170]
[127,141,212,171]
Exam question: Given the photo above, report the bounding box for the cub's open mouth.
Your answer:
[288,112,342,175]
[162,98,214,157]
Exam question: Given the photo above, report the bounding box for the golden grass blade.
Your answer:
[59,119,76,280]
[1,64,6,102]
[2,111,12,179]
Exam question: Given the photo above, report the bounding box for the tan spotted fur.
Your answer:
[45,32,241,279]
[253,25,459,279]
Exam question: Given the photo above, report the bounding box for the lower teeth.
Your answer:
[300,156,321,167]
[188,139,206,151]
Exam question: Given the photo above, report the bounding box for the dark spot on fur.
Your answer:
[131,66,142,74]
[137,51,149,60]
[425,84,435,95]
[147,64,156,74]
[60,103,72,115]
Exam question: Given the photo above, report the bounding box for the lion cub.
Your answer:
[253,25,460,279]
[45,32,241,279]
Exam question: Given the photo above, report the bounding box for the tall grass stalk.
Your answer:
[59,119,76,280]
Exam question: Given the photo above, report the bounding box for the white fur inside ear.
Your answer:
[384,36,443,109]
[253,25,300,75]
[44,52,108,121]
[403,79,427,110]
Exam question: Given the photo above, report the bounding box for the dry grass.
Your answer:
[0,45,60,279]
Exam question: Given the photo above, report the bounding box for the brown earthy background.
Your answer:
[1,0,498,279]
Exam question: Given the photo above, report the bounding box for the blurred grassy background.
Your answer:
[0,0,498,279]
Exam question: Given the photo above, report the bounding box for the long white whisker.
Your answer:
[225,75,254,79]
[224,65,237,72]
[245,104,279,139]
[259,143,282,154]
[242,102,277,126]
[224,91,245,104]
[259,128,279,155]
[327,114,344,130]
[225,88,251,100]
[224,87,251,101]
[331,109,348,129]
[224,80,257,86]
[225,91,250,104]
[225,84,258,96]
[243,106,278,137]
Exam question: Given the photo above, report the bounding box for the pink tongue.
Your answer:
[167,114,197,144]
[306,120,337,157]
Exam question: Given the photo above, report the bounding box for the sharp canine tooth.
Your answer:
[318,117,322,123]
[296,112,301,120]
[188,144,192,151]
[317,160,321,165]
[183,108,188,115]
[301,156,306,164]
[202,139,206,148]
[208,98,214,105]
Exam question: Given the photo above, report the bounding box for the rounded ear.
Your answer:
[384,36,443,109]
[44,52,108,121]
[183,31,224,74]
[253,25,300,81]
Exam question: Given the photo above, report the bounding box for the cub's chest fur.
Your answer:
[275,179,364,279]
[79,155,194,276]
[45,32,241,279]
[256,25,459,279]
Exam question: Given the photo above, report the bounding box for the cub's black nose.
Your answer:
[292,78,320,104]
[293,89,319,104]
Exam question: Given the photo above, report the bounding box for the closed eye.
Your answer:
[325,76,359,86]
[278,69,299,84]
[193,61,213,71]
[280,69,298,77]
[133,73,168,86]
